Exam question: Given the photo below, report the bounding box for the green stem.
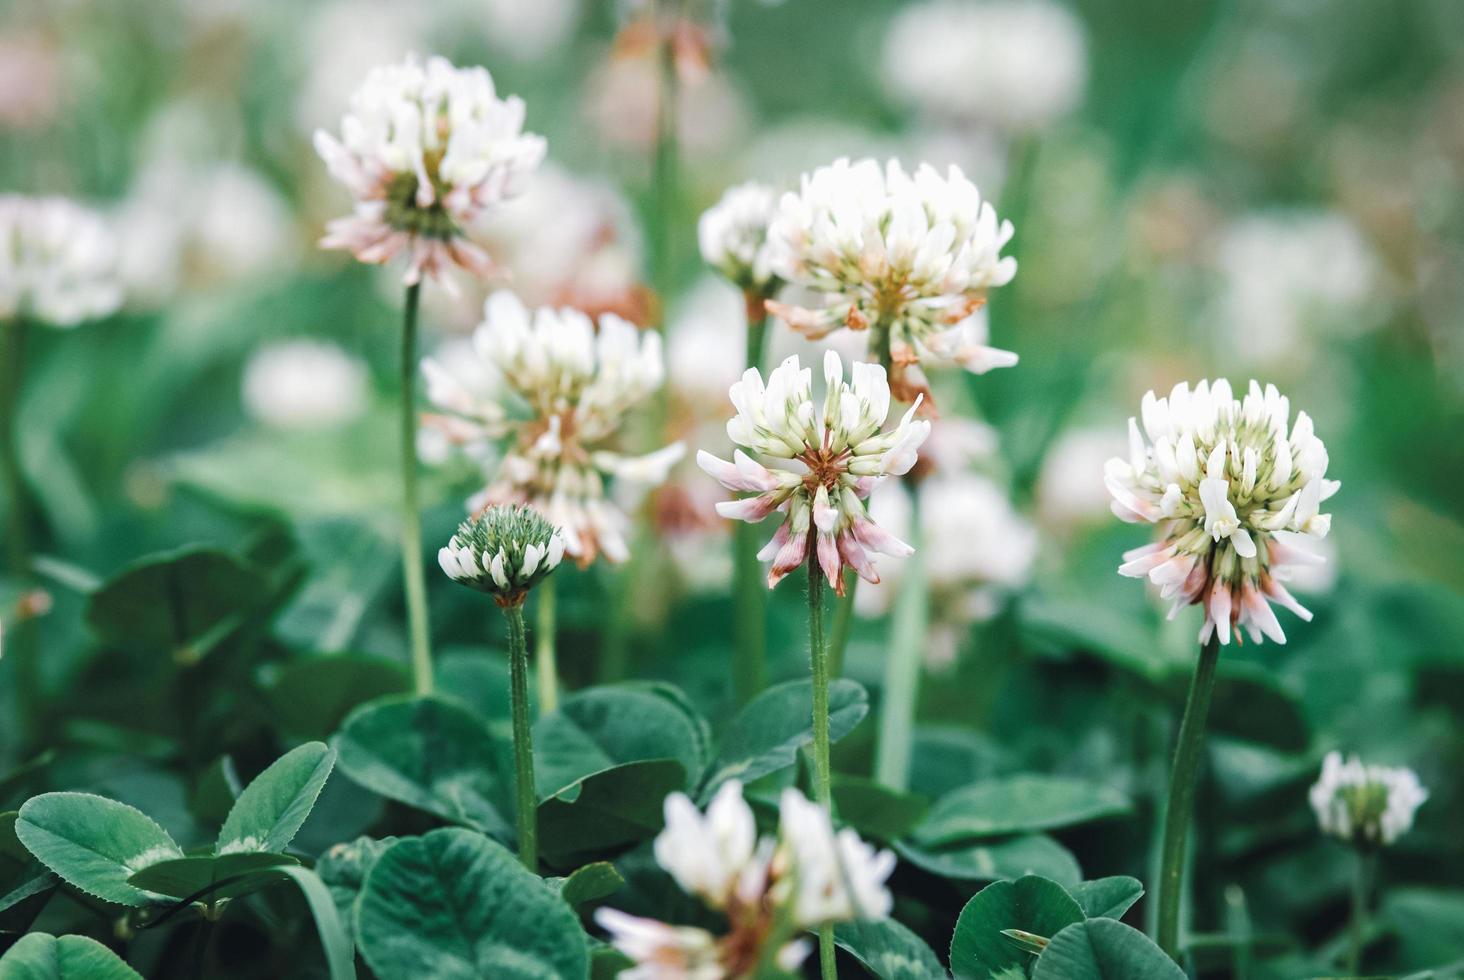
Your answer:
[1,317,29,578]
[827,572,857,679]
[651,0,681,304]
[874,496,926,791]
[399,283,433,694]
[807,557,836,979]
[1156,635,1221,960]
[536,576,559,713]
[1348,847,1374,976]
[733,305,769,704]
[505,603,537,870]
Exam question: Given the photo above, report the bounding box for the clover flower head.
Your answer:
[314,53,546,287]
[1107,379,1338,646]
[438,504,564,606]
[0,195,122,327]
[698,181,779,294]
[699,350,930,593]
[1309,751,1428,848]
[764,157,1017,406]
[422,290,683,565]
[595,781,890,978]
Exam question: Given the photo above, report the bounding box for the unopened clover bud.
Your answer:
[438,505,565,607]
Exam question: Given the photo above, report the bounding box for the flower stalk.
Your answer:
[1348,846,1374,976]
[504,601,538,869]
[874,492,927,791]
[807,556,836,980]
[399,283,433,694]
[1156,634,1221,960]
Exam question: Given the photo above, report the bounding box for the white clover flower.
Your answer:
[595,781,885,977]
[765,158,1017,406]
[774,789,896,926]
[1212,210,1380,366]
[422,291,682,565]
[1107,379,1338,646]
[1309,751,1428,848]
[698,350,931,593]
[0,196,122,328]
[698,182,779,294]
[882,0,1088,132]
[314,53,546,287]
[241,340,369,432]
[438,504,565,606]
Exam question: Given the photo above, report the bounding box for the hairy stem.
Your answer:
[399,283,433,694]
[536,576,559,714]
[1348,847,1374,976]
[1156,635,1221,960]
[505,603,538,870]
[807,557,836,979]
[874,496,926,791]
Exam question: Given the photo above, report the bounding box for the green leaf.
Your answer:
[833,918,948,980]
[535,686,706,799]
[125,853,299,902]
[265,655,410,740]
[552,862,625,910]
[538,760,688,862]
[1199,663,1308,752]
[15,793,184,908]
[84,547,273,660]
[915,776,1131,846]
[702,679,869,795]
[217,742,335,855]
[950,875,1086,980]
[621,682,713,778]
[435,652,512,722]
[278,864,358,980]
[356,828,589,980]
[894,836,1082,889]
[1071,877,1145,920]
[334,695,509,837]
[1031,918,1186,979]
[0,933,143,979]
[317,836,395,947]
[832,777,929,843]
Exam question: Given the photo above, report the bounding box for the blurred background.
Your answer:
[2,0,1462,975]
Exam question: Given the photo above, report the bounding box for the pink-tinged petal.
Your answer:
[1264,579,1313,622]
[1105,474,1160,523]
[696,450,742,489]
[838,532,880,585]
[812,486,838,533]
[1241,582,1286,643]
[849,515,914,558]
[1208,579,1233,646]
[757,521,791,562]
[1118,543,1174,578]
[817,532,842,593]
[715,492,783,523]
[733,449,782,492]
[767,530,810,589]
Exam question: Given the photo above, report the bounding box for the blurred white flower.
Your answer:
[699,182,778,294]
[1108,380,1337,646]
[698,351,931,593]
[583,47,749,160]
[1037,424,1128,527]
[241,339,368,432]
[116,161,298,305]
[314,54,546,287]
[766,157,1017,406]
[1309,751,1427,848]
[422,291,680,565]
[297,2,429,136]
[860,473,1037,667]
[484,163,650,324]
[1212,210,1380,365]
[0,196,122,328]
[437,503,565,606]
[595,781,891,977]
[667,278,748,407]
[883,0,1087,132]
[482,0,582,60]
